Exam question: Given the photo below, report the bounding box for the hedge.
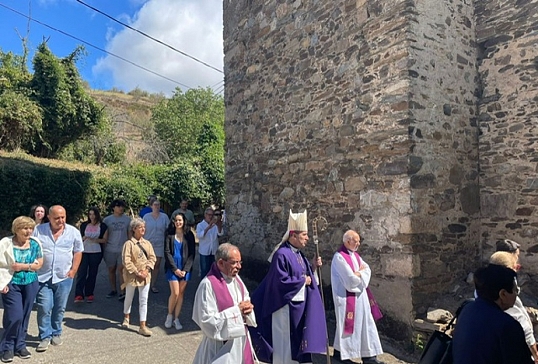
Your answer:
[0,151,220,231]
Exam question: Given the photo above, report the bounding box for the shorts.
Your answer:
[103,251,122,268]
[166,269,191,282]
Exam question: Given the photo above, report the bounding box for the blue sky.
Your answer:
[0,0,224,95]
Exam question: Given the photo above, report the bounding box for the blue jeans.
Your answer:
[199,254,215,279]
[36,278,73,340]
[1,281,39,352]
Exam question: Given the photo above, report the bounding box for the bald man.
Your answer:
[32,205,84,352]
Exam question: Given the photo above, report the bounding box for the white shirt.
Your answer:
[196,220,222,256]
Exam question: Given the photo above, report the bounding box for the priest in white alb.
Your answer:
[192,243,257,364]
[330,230,386,364]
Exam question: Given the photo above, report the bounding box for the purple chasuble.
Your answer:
[337,244,361,335]
[206,263,254,364]
[249,242,327,363]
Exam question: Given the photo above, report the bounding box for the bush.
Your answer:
[0,152,222,231]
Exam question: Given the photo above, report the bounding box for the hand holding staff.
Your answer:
[312,215,331,364]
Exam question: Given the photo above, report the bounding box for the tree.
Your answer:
[0,49,42,151]
[30,42,105,157]
[151,87,225,204]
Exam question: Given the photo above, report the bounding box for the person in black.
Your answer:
[452,264,533,364]
[75,207,108,303]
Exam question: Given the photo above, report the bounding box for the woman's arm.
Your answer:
[164,235,178,272]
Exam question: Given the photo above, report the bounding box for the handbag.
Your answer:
[366,287,383,321]
[418,299,473,364]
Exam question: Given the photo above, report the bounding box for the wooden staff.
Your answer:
[312,216,331,364]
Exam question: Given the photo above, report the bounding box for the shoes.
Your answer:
[151,287,159,293]
[74,295,84,303]
[51,336,63,346]
[106,290,117,298]
[118,292,126,301]
[362,357,386,364]
[138,326,152,337]
[121,318,130,328]
[1,351,13,363]
[164,314,173,329]
[173,318,183,330]
[86,295,94,303]
[14,348,31,359]
[36,338,50,352]
[333,349,342,360]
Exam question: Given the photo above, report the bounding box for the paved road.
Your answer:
[0,250,413,364]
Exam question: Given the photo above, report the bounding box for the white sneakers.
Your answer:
[164,314,173,329]
[165,314,183,330]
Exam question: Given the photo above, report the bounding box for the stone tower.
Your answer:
[223,0,538,339]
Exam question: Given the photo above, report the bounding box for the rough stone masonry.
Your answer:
[223,0,538,340]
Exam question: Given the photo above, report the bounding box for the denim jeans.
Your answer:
[199,254,215,279]
[36,278,73,340]
[1,281,39,351]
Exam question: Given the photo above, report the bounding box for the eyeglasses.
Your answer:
[225,260,242,267]
[214,213,221,216]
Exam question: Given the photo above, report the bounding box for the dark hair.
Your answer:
[109,199,126,209]
[495,239,520,253]
[167,212,186,235]
[29,204,49,223]
[86,206,102,224]
[474,264,517,302]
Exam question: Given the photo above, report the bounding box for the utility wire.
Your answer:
[210,79,224,88]
[76,0,224,74]
[0,2,192,89]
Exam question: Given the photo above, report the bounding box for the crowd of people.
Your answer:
[1,200,535,364]
[0,197,223,363]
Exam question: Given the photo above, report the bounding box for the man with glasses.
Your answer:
[452,264,533,364]
[196,207,223,278]
[192,243,256,364]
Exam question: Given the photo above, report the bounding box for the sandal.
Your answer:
[151,287,159,293]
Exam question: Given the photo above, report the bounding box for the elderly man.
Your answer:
[331,230,385,364]
[452,264,533,364]
[192,243,256,364]
[196,207,223,278]
[32,205,84,352]
[250,210,327,364]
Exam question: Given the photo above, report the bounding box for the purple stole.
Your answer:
[206,263,254,364]
[337,244,361,335]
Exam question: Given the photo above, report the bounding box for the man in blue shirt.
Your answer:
[32,205,84,353]
[452,264,533,364]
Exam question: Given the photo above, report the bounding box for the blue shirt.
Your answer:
[12,238,42,285]
[33,223,84,284]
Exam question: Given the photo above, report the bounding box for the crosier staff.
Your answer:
[312,215,331,364]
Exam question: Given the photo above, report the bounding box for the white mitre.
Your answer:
[268,209,308,262]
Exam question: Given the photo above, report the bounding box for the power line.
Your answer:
[76,0,224,74]
[214,84,225,95]
[210,79,224,88]
[0,2,192,89]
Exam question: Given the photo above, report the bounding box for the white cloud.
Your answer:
[93,0,224,95]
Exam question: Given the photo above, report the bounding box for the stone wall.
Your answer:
[476,0,538,291]
[223,0,537,341]
[406,0,480,312]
